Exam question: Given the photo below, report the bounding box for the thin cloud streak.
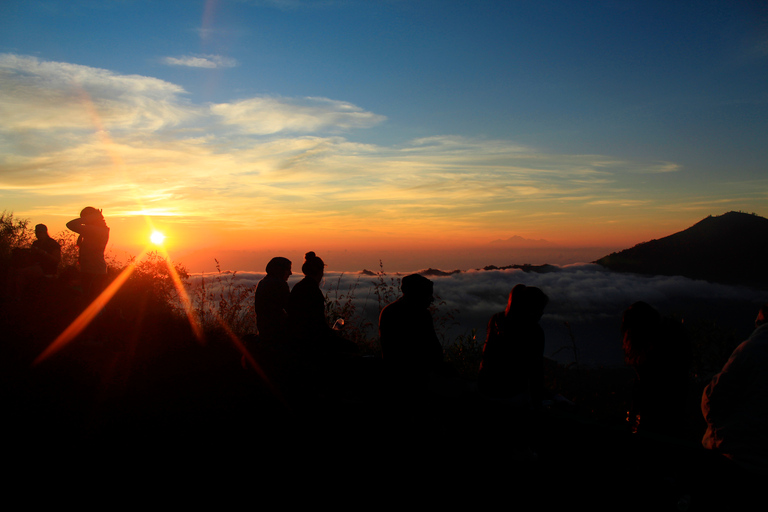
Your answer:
[163,55,238,69]
[210,96,386,134]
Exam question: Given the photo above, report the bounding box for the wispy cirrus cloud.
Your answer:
[210,96,386,134]
[162,54,238,69]
[0,53,194,132]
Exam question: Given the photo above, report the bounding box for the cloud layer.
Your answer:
[188,264,767,366]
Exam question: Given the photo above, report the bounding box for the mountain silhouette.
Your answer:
[595,211,768,289]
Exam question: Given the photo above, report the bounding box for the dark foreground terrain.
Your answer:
[2,279,762,510]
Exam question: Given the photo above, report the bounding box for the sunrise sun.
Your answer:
[150,231,166,245]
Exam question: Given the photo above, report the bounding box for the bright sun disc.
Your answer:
[150,231,165,245]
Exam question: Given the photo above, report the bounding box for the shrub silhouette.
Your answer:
[114,251,190,317]
[191,259,256,338]
[0,211,33,260]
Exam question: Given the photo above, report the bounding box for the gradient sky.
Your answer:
[1,0,767,271]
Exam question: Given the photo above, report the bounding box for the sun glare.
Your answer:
[150,231,166,245]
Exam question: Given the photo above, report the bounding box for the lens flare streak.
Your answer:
[33,244,278,400]
[157,245,206,344]
[154,245,277,396]
[33,248,149,366]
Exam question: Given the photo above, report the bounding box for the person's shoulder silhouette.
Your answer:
[702,304,768,470]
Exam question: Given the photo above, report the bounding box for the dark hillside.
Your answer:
[595,212,768,289]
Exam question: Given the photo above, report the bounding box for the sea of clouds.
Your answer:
[188,264,766,366]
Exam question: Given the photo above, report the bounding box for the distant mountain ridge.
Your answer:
[595,211,768,289]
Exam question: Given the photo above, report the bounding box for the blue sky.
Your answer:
[1,0,766,271]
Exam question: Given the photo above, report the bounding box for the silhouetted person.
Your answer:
[254,256,292,343]
[14,224,61,297]
[67,207,109,301]
[30,224,61,277]
[621,301,691,436]
[478,284,548,406]
[379,274,443,391]
[287,251,353,356]
[702,303,768,470]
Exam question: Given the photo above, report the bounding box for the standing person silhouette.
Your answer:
[254,257,292,343]
[66,207,110,302]
[476,284,548,463]
[621,301,691,436]
[478,284,548,405]
[379,273,443,392]
[287,252,337,349]
[287,251,355,361]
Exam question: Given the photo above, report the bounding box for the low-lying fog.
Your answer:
[188,264,766,366]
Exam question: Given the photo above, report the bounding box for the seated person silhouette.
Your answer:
[14,224,61,296]
[254,257,292,343]
[478,284,548,406]
[702,303,768,471]
[621,301,691,435]
[30,224,61,277]
[379,274,443,391]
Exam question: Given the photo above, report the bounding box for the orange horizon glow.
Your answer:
[22,211,692,274]
[25,201,733,273]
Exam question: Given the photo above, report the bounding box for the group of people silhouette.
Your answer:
[12,206,109,302]
[254,250,768,477]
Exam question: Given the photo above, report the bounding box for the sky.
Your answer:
[1,0,767,272]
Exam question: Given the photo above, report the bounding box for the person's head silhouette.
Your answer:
[34,224,50,240]
[79,206,105,225]
[302,251,325,283]
[505,284,548,321]
[266,257,292,281]
[401,274,434,309]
